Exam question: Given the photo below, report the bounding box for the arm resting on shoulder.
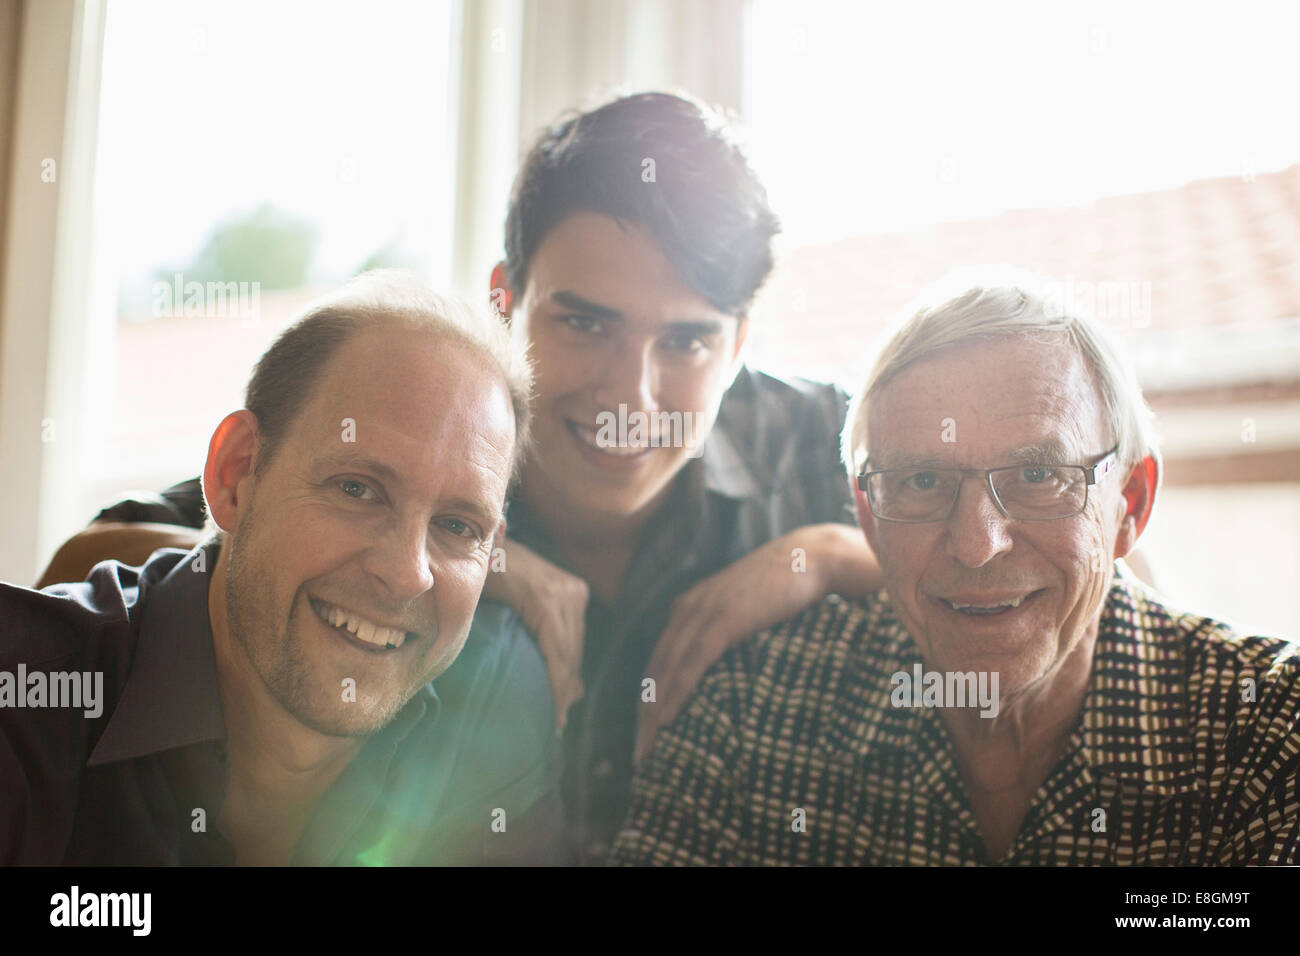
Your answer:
[36,522,205,589]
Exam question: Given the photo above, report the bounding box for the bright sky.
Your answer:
[745,0,1300,246]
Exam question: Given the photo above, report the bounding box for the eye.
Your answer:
[1022,465,1051,483]
[434,517,482,542]
[339,478,378,501]
[560,314,603,335]
[661,333,705,355]
[905,471,940,491]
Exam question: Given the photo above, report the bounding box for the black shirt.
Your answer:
[0,543,565,865]
[73,366,854,863]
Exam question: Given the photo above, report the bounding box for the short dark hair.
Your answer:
[503,91,780,317]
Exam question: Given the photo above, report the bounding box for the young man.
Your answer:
[40,93,882,863]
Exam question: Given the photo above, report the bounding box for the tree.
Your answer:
[161,202,319,291]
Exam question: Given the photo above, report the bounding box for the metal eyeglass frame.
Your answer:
[856,444,1121,523]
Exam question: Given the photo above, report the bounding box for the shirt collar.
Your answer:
[699,424,764,500]
[88,541,227,766]
[701,365,765,501]
[88,540,440,767]
[823,567,1200,797]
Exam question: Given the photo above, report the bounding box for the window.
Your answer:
[741,0,1300,637]
[86,0,456,515]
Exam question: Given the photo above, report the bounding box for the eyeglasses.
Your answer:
[857,445,1120,523]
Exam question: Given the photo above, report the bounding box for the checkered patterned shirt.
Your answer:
[611,568,1300,865]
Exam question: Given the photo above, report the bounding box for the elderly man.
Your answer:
[0,273,563,865]
[612,272,1300,865]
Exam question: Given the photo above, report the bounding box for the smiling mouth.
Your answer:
[309,597,416,650]
[940,590,1044,616]
[566,420,656,458]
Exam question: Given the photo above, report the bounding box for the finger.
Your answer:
[634,702,658,765]
[534,621,578,712]
[648,602,698,680]
[638,618,707,761]
[652,611,704,702]
[659,612,729,724]
[643,624,678,688]
[556,676,586,733]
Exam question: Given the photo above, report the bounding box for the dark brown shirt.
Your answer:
[0,543,564,865]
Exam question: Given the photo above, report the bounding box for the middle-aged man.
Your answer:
[612,272,1300,865]
[0,273,564,865]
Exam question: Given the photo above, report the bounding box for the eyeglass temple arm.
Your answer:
[1084,447,1121,485]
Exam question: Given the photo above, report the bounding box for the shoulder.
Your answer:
[436,601,553,723]
[0,549,188,864]
[718,366,849,436]
[1181,606,1299,740]
[1116,576,1300,768]
[710,367,854,519]
[0,550,184,668]
[93,477,205,528]
[686,591,893,743]
[429,599,556,778]
[1122,577,1299,708]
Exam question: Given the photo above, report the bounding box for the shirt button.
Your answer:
[592,759,613,779]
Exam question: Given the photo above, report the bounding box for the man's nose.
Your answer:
[944,477,1014,568]
[593,340,659,412]
[360,517,436,604]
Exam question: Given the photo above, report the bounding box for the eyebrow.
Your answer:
[551,291,623,321]
[550,291,727,338]
[665,319,727,338]
[871,441,1077,471]
[314,454,504,525]
[1002,442,1075,466]
[317,453,399,483]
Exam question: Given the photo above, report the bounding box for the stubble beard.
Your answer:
[223,509,406,739]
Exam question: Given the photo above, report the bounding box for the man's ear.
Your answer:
[1112,453,1159,560]
[489,262,514,323]
[203,410,261,532]
[731,315,751,364]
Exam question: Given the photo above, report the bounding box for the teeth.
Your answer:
[949,596,1025,611]
[313,600,408,649]
[571,423,652,456]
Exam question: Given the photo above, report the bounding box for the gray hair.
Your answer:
[841,267,1159,478]
[245,269,533,480]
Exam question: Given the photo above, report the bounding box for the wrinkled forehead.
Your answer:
[866,335,1108,467]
